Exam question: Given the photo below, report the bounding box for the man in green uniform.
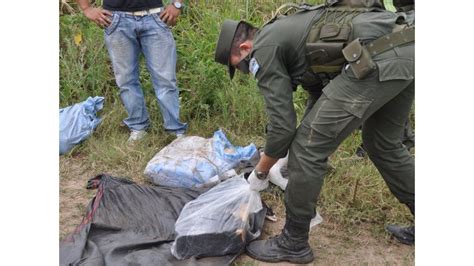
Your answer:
[215,0,414,263]
[356,0,415,157]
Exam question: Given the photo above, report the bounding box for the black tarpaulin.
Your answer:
[59,174,249,266]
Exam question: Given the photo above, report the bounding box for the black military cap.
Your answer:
[215,19,241,80]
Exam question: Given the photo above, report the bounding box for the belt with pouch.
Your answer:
[124,7,163,16]
[342,26,414,79]
[365,26,415,58]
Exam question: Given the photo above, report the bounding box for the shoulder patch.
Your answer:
[249,58,260,77]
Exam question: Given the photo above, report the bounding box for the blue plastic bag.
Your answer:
[59,96,104,155]
[144,130,257,188]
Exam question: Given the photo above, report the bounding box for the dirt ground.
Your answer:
[60,156,414,265]
[235,218,414,265]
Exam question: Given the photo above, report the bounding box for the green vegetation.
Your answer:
[60,0,412,238]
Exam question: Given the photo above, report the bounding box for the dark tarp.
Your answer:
[59,174,258,265]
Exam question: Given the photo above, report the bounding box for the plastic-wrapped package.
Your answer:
[268,154,289,190]
[144,130,257,188]
[59,96,104,155]
[171,175,266,259]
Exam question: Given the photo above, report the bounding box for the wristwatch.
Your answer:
[172,1,183,9]
[255,170,269,180]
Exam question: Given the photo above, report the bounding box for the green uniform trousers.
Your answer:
[285,58,415,222]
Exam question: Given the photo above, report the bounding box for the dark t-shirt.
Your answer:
[103,0,163,12]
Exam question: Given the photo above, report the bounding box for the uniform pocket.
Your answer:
[376,57,414,82]
[322,83,373,119]
[310,97,356,139]
[105,13,120,35]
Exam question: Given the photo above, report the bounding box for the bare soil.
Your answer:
[60,156,414,265]
[235,218,414,265]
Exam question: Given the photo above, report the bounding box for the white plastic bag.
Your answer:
[268,154,289,190]
[268,153,323,228]
[144,130,256,188]
[171,175,266,259]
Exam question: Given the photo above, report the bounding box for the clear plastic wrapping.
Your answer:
[171,175,266,259]
[144,130,256,188]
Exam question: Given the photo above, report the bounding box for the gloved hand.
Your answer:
[247,170,269,191]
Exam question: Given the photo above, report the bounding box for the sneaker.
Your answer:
[176,133,185,139]
[128,130,147,142]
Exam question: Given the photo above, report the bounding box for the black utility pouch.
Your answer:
[342,38,376,79]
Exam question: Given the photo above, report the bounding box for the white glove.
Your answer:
[248,170,269,191]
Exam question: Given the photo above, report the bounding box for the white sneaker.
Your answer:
[128,130,147,142]
[176,133,185,139]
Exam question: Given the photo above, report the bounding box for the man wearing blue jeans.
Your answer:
[77,0,187,141]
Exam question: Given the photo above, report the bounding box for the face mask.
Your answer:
[236,54,251,74]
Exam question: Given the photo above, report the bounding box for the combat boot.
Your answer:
[386,225,414,245]
[246,217,314,264]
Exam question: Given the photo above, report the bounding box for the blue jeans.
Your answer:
[104,11,187,134]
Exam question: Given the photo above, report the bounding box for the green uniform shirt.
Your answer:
[251,9,324,158]
[251,7,405,158]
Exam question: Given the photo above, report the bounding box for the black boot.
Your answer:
[387,203,414,245]
[246,217,314,264]
[406,202,415,216]
[403,139,415,151]
[355,143,367,158]
[386,225,414,245]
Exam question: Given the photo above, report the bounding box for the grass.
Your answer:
[60,0,413,239]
